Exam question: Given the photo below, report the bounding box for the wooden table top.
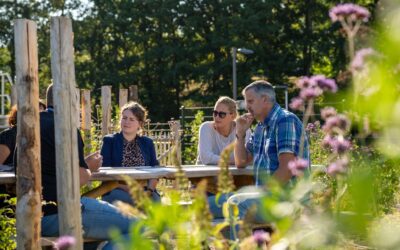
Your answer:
[0,165,254,184]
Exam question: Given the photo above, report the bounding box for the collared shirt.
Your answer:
[246,103,310,185]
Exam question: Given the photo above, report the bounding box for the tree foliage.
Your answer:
[0,0,377,121]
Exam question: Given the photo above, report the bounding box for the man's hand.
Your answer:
[236,113,254,137]
[85,151,103,172]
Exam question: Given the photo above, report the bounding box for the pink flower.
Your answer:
[329,3,370,23]
[53,236,76,250]
[289,97,304,111]
[312,75,337,93]
[327,158,349,176]
[330,138,351,154]
[351,48,376,71]
[300,87,323,100]
[288,158,309,176]
[252,230,270,247]
[322,114,351,134]
[320,107,337,120]
[296,76,314,89]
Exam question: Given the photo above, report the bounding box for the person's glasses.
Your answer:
[213,110,229,118]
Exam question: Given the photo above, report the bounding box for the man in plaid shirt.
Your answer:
[208,80,309,225]
[235,80,310,185]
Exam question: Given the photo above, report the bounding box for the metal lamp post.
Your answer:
[232,47,254,100]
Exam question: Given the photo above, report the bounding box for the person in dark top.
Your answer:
[101,101,160,204]
[0,105,17,167]
[40,84,137,249]
[0,106,17,208]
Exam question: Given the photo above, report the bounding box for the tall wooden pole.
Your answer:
[81,89,91,154]
[129,85,138,102]
[119,88,128,109]
[14,19,42,250]
[50,16,83,249]
[101,85,111,136]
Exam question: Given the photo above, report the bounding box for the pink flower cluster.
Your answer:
[323,135,351,154]
[351,48,376,71]
[322,114,351,134]
[320,108,351,175]
[252,230,271,247]
[288,158,309,176]
[290,75,337,111]
[53,235,76,250]
[327,158,349,175]
[329,3,370,23]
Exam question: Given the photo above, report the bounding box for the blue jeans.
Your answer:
[42,197,136,250]
[102,188,161,205]
[208,193,264,221]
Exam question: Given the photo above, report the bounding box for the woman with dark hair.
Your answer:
[101,101,159,204]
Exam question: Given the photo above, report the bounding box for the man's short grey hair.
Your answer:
[242,80,276,103]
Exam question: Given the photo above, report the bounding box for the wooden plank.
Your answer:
[101,85,111,136]
[50,16,83,249]
[119,88,128,109]
[129,85,138,102]
[81,89,91,131]
[14,18,42,250]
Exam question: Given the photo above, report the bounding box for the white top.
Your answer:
[196,121,251,165]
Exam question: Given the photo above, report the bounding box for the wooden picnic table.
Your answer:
[0,165,255,197]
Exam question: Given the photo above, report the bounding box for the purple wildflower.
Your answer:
[329,3,370,23]
[306,122,316,132]
[329,137,351,154]
[322,134,335,148]
[351,48,376,71]
[312,75,337,93]
[322,114,351,134]
[288,158,309,176]
[53,235,76,250]
[300,87,323,100]
[327,158,349,176]
[289,97,304,111]
[296,76,314,89]
[320,107,337,120]
[252,230,270,247]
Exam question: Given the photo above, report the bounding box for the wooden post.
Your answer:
[169,120,181,165]
[50,16,83,249]
[14,19,42,250]
[129,85,138,102]
[81,89,91,154]
[81,90,91,131]
[101,85,111,136]
[119,88,128,108]
[11,84,18,107]
[75,87,80,129]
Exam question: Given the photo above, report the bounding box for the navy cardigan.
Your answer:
[100,132,159,167]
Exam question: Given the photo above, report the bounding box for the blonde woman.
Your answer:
[196,96,251,165]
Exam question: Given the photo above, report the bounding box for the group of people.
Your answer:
[0,80,309,248]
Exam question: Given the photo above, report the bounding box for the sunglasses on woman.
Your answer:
[213,110,230,118]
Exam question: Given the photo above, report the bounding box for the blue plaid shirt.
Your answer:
[246,103,310,185]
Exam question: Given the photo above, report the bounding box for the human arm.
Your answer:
[234,114,254,168]
[79,167,91,186]
[85,151,102,172]
[273,152,296,184]
[197,123,220,165]
[0,144,10,165]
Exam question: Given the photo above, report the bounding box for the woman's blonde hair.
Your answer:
[215,96,238,118]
